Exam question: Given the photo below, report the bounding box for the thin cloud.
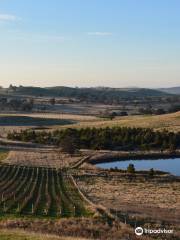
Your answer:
[0,14,21,21]
[87,32,112,36]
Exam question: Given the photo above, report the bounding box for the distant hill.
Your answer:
[0,85,171,104]
[159,87,180,95]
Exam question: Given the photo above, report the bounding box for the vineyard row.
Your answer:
[0,165,89,218]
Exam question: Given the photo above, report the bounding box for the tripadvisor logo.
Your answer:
[135,227,143,236]
[135,227,174,236]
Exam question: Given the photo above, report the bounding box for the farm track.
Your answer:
[0,165,90,218]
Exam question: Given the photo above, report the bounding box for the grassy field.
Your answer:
[0,217,147,240]
[77,174,180,227]
[13,111,179,132]
[57,111,180,132]
[0,229,87,240]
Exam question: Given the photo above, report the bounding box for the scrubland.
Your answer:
[77,174,180,228]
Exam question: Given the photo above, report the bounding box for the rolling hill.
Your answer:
[0,85,171,100]
[159,87,180,95]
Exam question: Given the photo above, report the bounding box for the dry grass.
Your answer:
[27,111,179,133]
[63,111,180,132]
[0,218,151,240]
[3,150,81,168]
[77,176,180,225]
[0,229,88,240]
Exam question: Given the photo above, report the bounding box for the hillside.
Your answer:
[159,86,180,95]
[59,111,180,132]
[0,86,170,103]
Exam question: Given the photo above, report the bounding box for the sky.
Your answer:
[0,0,180,88]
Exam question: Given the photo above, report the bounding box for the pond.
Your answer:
[0,116,74,126]
[96,158,180,176]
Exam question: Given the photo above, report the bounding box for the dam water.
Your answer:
[96,158,180,176]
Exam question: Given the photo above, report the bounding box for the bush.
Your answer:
[149,168,154,177]
[127,164,135,174]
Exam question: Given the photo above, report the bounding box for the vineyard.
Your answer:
[0,165,91,218]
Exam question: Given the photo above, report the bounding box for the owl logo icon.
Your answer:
[135,227,143,236]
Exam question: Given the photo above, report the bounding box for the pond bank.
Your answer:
[85,150,180,165]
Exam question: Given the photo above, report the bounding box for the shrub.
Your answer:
[127,164,135,174]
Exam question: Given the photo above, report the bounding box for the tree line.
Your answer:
[7,127,180,152]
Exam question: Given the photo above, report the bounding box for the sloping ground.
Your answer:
[66,111,180,132]
[159,86,180,94]
[0,165,92,218]
[3,150,80,168]
[77,175,180,226]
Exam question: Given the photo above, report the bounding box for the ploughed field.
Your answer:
[0,165,90,218]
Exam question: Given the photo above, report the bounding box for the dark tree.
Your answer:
[59,135,77,154]
[149,168,155,177]
[127,164,135,174]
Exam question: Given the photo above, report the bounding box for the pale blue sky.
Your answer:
[0,0,180,88]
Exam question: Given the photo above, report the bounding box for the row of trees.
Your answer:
[8,127,180,151]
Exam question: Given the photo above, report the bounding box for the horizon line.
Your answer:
[1,84,180,89]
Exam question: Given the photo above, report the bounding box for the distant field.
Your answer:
[23,111,179,132]
[1,112,180,137]
[0,113,100,137]
[0,113,99,121]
